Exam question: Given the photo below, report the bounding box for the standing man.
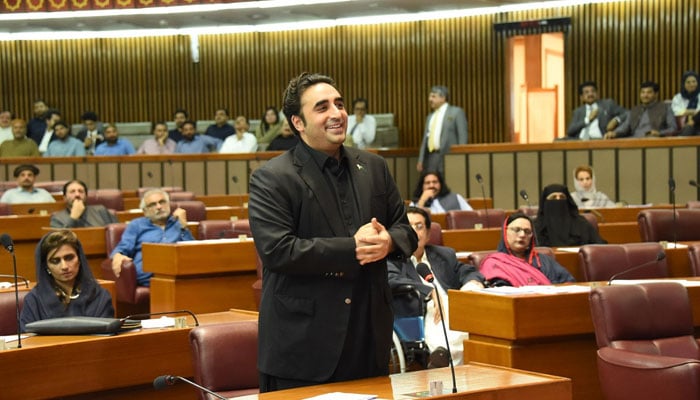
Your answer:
[606,81,677,138]
[31,109,61,154]
[168,109,188,142]
[566,81,627,140]
[110,189,194,287]
[417,85,468,174]
[50,180,118,228]
[0,164,56,204]
[248,72,417,392]
[26,99,49,139]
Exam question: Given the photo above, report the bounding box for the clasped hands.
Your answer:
[354,218,393,265]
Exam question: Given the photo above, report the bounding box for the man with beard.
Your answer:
[110,189,194,286]
[94,125,135,155]
[0,164,55,204]
[168,109,188,142]
[175,120,221,153]
[0,119,40,157]
[50,180,117,228]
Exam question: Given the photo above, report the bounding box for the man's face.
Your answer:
[104,126,119,143]
[64,182,86,208]
[54,124,69,139]
[17,170,35,189]
[84,119,97,132]
[579,86,598,105]
[12,120,26,139]
[422,173,441,197]
[153,124,168,140]
[33,101,48,117]
[428,91,446,110]
[292,82,347,154]
[353,101,367,118]
[182,123,196,140]
[214,110,228,126]
[46,113,60,130]
[280,120,293,137]
[235,118,249,133]
[0,111,11,128]
[639,87,657,105]
[143,192,171,224]
[408,212,429,255]
[174,112,187,128]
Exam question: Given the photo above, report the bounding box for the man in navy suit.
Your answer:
[417,85,468,174]
[249,72,417,392]
[566,81,627,140]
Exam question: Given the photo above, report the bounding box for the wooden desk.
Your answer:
[449,281,700,400]
[197,194,249,207]
[1,215,52,280]
[238,363,570,400]
[9,202,64,215]
[0,309,257,400]
[584,204,673,223]
[144,239,258,313]
[116,206,248,223]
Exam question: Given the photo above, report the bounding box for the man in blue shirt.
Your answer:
[176,120,221,153]
[44,121,86,157]
[110,188,194,286]
[94,125,136,156]
[204,108,235,140]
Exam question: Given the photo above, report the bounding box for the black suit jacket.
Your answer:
[566,99,627,139]
[248,142,417,382]
[387,245,484,299]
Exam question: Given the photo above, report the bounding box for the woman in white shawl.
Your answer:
[570,165,615,208]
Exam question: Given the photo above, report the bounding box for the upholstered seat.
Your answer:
[99,223,150,317]
[428,222,442,246]
[688,243,700,277]
[637,209,700,242]
[589,283,700,400]
[578,242,667,282]
[445,209,506,230]
[169,191,196,202]
[0,289,28,336]
[198,219,252,240]
[171,200,207,222]
[189,320,259,399]
[86,189,124,211]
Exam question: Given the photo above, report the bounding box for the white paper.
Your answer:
[140,316,175,329]
[555,246,580,253]
[303,393,377,400]
[481,285,591,295]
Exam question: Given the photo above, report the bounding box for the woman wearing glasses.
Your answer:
[20,230,114,331]
[480,212,575,287]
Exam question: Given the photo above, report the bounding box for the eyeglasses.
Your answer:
[145,199,168,209]
[508,227,533,236]
[411,223,425,231]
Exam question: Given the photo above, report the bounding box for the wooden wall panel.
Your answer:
[0,0,699,148]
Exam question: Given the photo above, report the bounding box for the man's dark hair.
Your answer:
[181,120,196,130]
[42,109,61,121]
[407,206,431,230]
[216,108,230,117]
[412,170,451,202]
[578,81,597,95]
[173,108,189,118]
[352,97,369,112]
[640,81,660,92]
[81,111,98,122]
[282,72,339,136]
[62,179,88,196]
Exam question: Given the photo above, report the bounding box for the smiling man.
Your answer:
[248,72,417,392]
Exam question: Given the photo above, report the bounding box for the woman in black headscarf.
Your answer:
[20,230,114,332]
[534,184,606,247]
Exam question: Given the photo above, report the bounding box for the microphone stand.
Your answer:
[431,282,457,393]
[670,178,677,247]
[476,174,489,228]
[154,375,227,400]
[1,237,22,348]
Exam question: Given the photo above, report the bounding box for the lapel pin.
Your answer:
[356,164,364,171]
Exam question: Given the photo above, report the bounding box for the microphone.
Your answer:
[0,274,30,288]
[0,233,22,348]
[475,173,490,228]
[123,309,199,326]
[416,263,457,394]
[689,180,699,188]
[669,178,677,246]
[608,252,666,285]
[519,189,532,208]
[153,375,228,400]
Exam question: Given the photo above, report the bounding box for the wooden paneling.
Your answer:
[1,1,698,146]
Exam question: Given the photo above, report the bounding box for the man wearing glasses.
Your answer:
[110,188,194,286]
[345,97,376,149]
[387,206,484,367]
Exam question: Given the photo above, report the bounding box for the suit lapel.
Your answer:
[293,144,346,236]
[347,148,372,223]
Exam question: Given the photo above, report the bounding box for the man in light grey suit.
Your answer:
[417,85,468,174]
[566,81,627,140]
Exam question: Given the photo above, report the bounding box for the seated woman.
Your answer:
[570,165,615,208]
[20,230,114,332]
[671,70,699,124]
[480,212,575,287]
[535,184,606,247]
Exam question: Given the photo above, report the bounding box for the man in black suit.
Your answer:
[566,81,627,140]
[249,72,417,392]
